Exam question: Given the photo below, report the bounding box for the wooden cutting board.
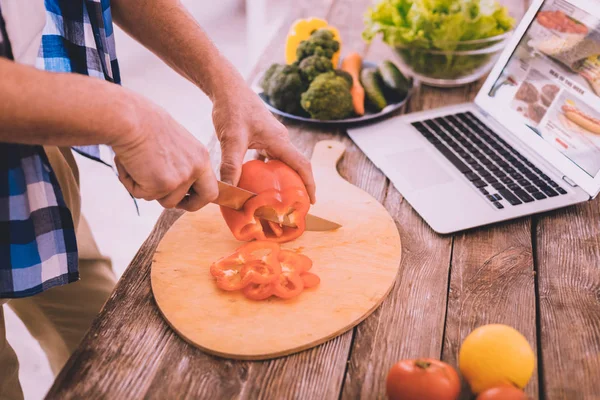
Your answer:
[151,140,401,360]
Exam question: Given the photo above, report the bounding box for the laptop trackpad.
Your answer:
[386,149,454,190]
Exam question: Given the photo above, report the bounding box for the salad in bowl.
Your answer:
[363,0,516,87]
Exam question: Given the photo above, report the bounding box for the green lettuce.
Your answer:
[363,0,515,51]
[363,0,515,80]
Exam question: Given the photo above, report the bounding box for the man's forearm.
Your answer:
[111,0,246,101]
[0,58,136,146]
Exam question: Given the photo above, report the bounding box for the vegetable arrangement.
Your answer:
[210,241,320,301]
[363,0,515,81]
[386,324,534,400]
[260,18,411,120]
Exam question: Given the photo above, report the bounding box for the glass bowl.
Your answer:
[393,31,513,87]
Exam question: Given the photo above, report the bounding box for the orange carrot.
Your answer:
[341,52,365,116]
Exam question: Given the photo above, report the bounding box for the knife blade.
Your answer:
[215,181,255,210]
[253,208,342,232]
[214,181,341,231]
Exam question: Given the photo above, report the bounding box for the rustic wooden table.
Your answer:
[47,1,600,399]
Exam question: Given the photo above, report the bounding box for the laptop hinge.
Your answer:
[562,176,578,188]
[477,106,490,118]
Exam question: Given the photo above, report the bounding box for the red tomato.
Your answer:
[386,359,460,400]
[476,386,528,400]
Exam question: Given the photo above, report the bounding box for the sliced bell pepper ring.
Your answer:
[300,272,320,288]
[236,241,281,265]
[209,258,254,291]
[271,249,314,298]
[209,241,281,290]
[242,282,274,301]
[220,160,310,243]
[241,261,279,284]
[279,250,312,273]
[273,272,305,299]
[210,242,320,299]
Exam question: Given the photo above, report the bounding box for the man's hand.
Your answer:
[110,0,315,203]
[112,97,218,211]
[212,85,316,204]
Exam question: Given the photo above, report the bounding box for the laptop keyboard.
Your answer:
[411,111,567,209]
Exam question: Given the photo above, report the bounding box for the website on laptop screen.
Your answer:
[488,0,600,177]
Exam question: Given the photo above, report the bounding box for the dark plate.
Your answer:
[254,61,414,125]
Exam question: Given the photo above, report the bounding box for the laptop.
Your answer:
[348,0,600,234]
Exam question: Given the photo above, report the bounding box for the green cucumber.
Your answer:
[378,60,411,102]
[360,68,388,112]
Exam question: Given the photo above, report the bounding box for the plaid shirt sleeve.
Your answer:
[0,0,121,298]
[0,145,78,298]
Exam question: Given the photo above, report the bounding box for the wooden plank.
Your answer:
[48,0,393,398]
[341,185,453,398]
[340,33,476,397]
[536,198,600,399]
[442,220,539,399]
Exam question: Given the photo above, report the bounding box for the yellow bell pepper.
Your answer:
[285,18,342,67]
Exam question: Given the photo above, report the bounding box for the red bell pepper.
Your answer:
[300,272,320,288]
[272,272,304,299]
[209,241,280,291]
[279,250,312,273]
[220,160,310,243]
[242,282,274,300]
[272,250,312,299]
[209,243,320,300]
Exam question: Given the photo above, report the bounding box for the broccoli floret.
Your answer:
[264,64,307,115]
[333,69,353,87]
[300,72,353,120]
[296,28,340,62]
[260,64,285,93]
[298,55,333,82]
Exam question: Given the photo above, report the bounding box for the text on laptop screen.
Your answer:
[489,0,600,177]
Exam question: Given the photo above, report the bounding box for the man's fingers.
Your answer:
[116,157,171,201]
[219,135,248,185]
[157,179,195,209]
[115,157,136,195]
[266,142,316,204]
[177,168,219,212]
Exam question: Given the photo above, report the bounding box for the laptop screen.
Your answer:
[488,0,600,177]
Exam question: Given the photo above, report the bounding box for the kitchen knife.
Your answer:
[214,181,342,231]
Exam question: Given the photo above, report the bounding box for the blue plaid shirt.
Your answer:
[0,0,120,298]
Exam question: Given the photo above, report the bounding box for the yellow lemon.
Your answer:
[284,17,341,67]
[459,324,535,394]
